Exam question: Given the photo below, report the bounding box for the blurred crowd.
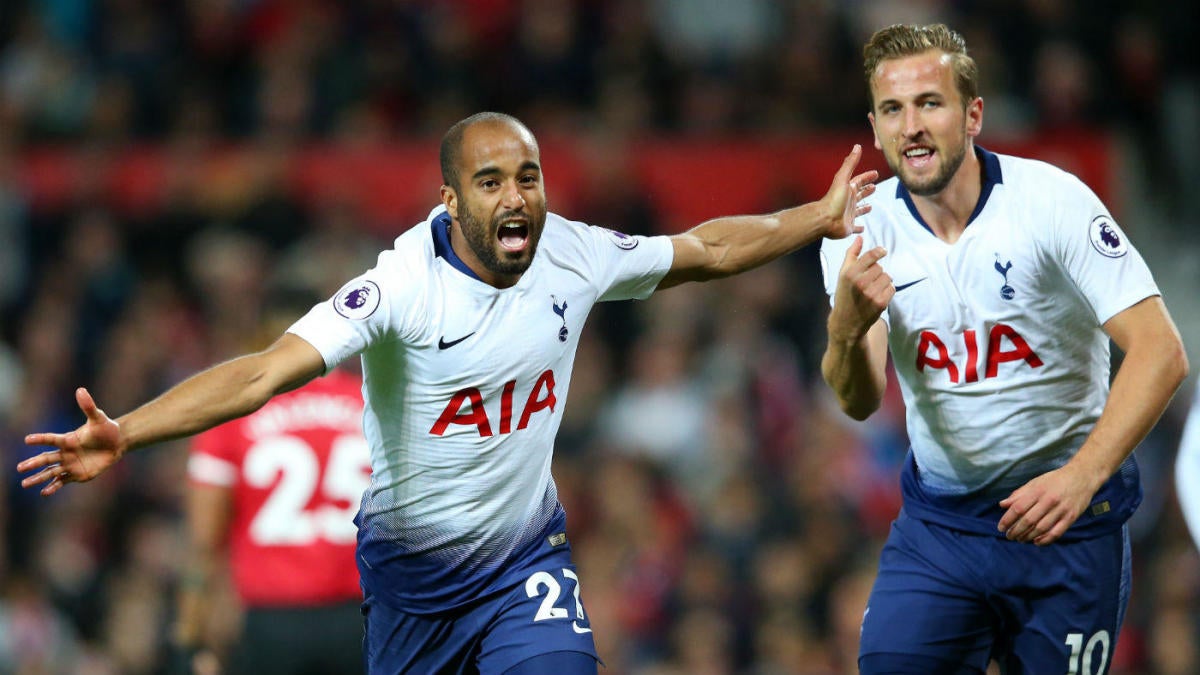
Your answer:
[1,0,1198,674]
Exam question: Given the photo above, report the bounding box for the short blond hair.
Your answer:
[863,24,978,108]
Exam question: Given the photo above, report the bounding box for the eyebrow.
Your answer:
[470,160,541,182]
[877,91,944,107]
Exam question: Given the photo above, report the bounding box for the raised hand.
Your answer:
[829,236,894,341]
[19,387,125,496]
[821,144,880,240]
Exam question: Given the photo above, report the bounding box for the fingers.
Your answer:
[997,492,1023,532]
[835,144,863,181]
[1000,504,1038,541]
[839,240,891,301]
[858,245,888,268]
[851,170,880,191]
[19,452,75,495]
[844,169,877,214]
[862,269,896,302]
[22,465,66,490]
[999,493,1073,544]
[841,237,887,265]
[845,179,877,228]
[23,433,66,451]
[1033,521,1070,546]
[77,387,107,424]
[17,448,63,472]
[40,476,65,497]
[843,235,864,261]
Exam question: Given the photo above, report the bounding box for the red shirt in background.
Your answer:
[187,369,370,607]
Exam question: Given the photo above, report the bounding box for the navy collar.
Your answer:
[895,146,1003,235]
[431,212,482,280]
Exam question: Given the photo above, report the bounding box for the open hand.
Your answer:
[822,144,879,239]
[19,387,125,496]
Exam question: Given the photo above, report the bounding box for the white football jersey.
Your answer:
[1176,378,1200,550]
[821,148,1159,496]
[288,205,673,611]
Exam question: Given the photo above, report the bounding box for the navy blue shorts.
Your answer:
[859,509,1130,674]
[361,550,599,674]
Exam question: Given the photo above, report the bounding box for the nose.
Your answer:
[501,182,526,210]
[902,106,923,139]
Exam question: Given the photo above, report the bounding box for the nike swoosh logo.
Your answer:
[438,332,476,349]
[893,277,927,292]
[572,621,592,634]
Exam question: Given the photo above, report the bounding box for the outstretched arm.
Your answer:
[821,236,893,420]
[657,145,878,290]
[19,333,326,496]
[998,296,1188,545]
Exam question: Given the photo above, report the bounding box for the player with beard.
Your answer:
[819,24,1188,674]
[19,112,878,674]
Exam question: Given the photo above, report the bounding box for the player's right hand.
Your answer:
[829,236,893,340]
[18,387,125,496]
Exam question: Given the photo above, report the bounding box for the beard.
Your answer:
[457,204,543,278]
[893,132,969,197]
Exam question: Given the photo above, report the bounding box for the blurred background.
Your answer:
[0,0,1198,673]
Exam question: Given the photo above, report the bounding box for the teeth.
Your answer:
[905,148,931,158]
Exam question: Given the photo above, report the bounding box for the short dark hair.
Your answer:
[863,24,978,109]
[439,112,532,191]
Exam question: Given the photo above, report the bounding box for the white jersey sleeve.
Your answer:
[1047,174,1159,324]
[546,217,673,302]
[287,235,426,371]
[1177,378,1200,550]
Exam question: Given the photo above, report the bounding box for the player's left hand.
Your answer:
[821,144,879,239]
[997,465,1097,545]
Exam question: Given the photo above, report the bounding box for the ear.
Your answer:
[966,96,983,138]
[867,112,882,151]
[440,185,458,219]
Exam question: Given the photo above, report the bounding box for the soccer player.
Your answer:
[819,24,1189,674]
[19,111,877,675]
[1175,379,1200,550]
[171,289,370,675]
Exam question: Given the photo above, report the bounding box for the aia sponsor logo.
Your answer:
[916,324,1043,384]
[430,370,558,436]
